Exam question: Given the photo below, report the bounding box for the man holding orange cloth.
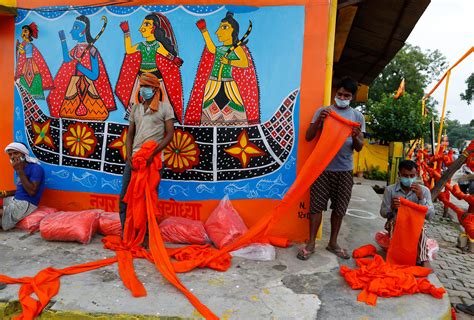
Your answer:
[119,72,175,232]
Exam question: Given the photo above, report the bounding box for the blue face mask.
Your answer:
[140,87,155,100]
[400,176,416,187]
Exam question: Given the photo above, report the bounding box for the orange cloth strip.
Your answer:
[172,111,360,269]
[0,258,117,320]
[386,198,428,266]
[341,246,445,306]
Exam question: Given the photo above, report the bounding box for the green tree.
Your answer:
[368,44,447,102]
[460,72,474,105]
[444,118,474,149]
[362,44,448,142]
[365,93,428,143]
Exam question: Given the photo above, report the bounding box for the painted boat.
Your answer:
[18,82,297,181]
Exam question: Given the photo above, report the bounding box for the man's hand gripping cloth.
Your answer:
[340,199,445,306]
[386,197,427,266]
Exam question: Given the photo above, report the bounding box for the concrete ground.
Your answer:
[0,184,452,319]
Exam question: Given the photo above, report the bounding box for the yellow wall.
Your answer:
[354,141,389,174]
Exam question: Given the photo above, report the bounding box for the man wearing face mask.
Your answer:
[380,160,434,267]
[119,72,175,231]
[0,142,45,230]
[297,77,365,261]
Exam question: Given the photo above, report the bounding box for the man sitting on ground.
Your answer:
[0,142,45,230]
[380,160,434,267]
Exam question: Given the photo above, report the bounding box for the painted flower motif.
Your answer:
[164,129,200,172]
[225,129,265,168]
[32,119,55,149]
[63,123,97,158]
[109,128,128,161]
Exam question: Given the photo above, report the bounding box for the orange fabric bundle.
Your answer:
[340,250,445,306]
[98,212,122,236]
[160,216,209,244]
[352,244,377,258]
[40,209,102,244]
[16,206,57,233]
[386,198,427,266]
[205,195,248,248]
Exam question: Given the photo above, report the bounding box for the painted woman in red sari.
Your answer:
[15,23,53,100]
[184,12,260,126]
[115,13,184,123]
[47,15,115,121]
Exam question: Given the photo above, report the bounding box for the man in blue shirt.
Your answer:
[0,142,45,230]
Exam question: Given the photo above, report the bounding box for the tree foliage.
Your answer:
[365,93,428,142]
[460,72,474,105]
[444,117,474,149]
[362,44,448,142]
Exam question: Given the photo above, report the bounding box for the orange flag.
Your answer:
[394,78,405,99]
[386,197,427,266]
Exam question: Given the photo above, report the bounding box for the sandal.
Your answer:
[326,246,350,259]
[456,303,474,316]
[296,247,315,260]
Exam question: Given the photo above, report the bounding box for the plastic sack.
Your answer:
[40,209,103,244]
[159,216,209,244]
[16,206,57,233]
[231,243,276,261]
[375,231,390,251]
[427,238,439,261]
[98,212,122,236]
[205,195,248,248]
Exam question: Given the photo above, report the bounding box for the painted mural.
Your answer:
[13,5,305,202]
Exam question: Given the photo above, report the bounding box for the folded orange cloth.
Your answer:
[352,244,377,258]
[341,249,445,306]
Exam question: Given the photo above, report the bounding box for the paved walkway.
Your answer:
[425,201,474,320]
[0,184,452,319]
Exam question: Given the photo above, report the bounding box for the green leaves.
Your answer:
[365,93,428,142]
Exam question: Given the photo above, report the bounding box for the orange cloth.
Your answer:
[386,198,428,266]
[0,258,117,320]
[352,244,377,258]
[0,111,358,319]
[165,111,360,270]
[341,248,445,306]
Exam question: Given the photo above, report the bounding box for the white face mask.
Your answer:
[334,97,351,108]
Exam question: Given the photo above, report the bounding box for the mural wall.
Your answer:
[14,5,305,207]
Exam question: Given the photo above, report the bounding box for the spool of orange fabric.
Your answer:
[386,198,428,266]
